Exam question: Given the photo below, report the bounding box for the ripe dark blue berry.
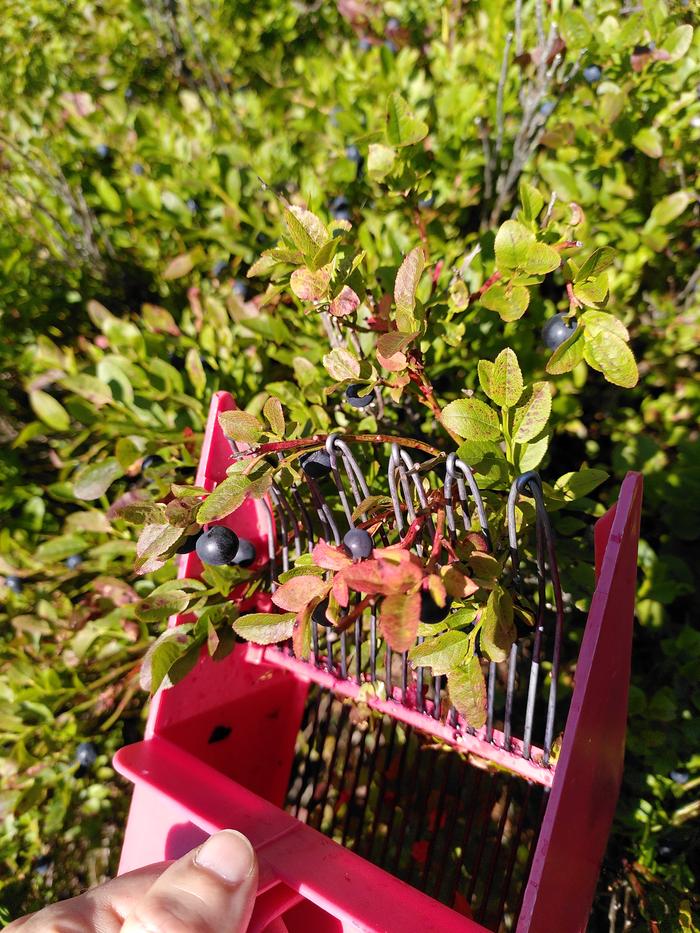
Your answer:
[96,144,109,158]
[232,279,252,300]
[196,526,240,565]
[583,65,602,83]
[65,554,83,570]
[345,384,374,408]
[6,575,22,594]
[312,598,332,627]
[132,162,145,175]
[212,259,228,277]
[34,855,51,877]
[176,530,203,554]
[346,145,362,165]
[76,742,97,767]
[343,528,373,561]
[418,194,436,209]
[420,590,453,625]
[539,100,555,117]
[299,449,332,479]
[329,196,351,221]
[358,37,372,51]
[141,454,164,472]
[542,313,578,350]
[670,770,689,785]
[230,537,256,567]
[186,198,198,214]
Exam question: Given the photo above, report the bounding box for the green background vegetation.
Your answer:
[0,1,698,929]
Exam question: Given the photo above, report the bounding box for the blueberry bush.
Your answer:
[1,1,698,928]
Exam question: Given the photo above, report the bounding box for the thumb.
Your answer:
[121,829,258,933]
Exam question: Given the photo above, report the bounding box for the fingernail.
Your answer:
[195,830,255,884]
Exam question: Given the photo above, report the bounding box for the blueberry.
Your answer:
[634,42,655,54]
[212,259,228,277]
[76,742,97,767]
[542,313,578,350]
[420,590,453,625]
[233,279,252,301]
[384,39,398,53]
[418,194,436,209]
[125,87,134,100]
[670,770,689,785]
[132,162,145,175]
[583,65,602,84]
[387,17,400,30]
[229,537,256,567]
[358,37,372,51]
[5,575,22,594]
[343,527,373,561]
[65,554,83,570]
[176,530,203,554]
[196,526,240,565]
[34,855,51,877]
[329,196,351,221]
[186,198,198,214]
[312,598,332,627]
[95,144,109,158]
[345,384,374,409]
[346,145,362,165]
[299,449,332,479]
[539,100,555,118]
[141,454,164,472]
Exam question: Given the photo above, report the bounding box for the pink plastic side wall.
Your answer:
[516,472,643,933]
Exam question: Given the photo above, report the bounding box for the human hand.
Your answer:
[8,829,258,932]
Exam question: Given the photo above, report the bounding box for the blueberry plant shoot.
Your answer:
[1,0,698,927]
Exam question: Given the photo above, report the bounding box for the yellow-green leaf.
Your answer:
[441,398,500,441]
[394,246,425,333]
[29,390,71,431]
[218,410,263,445]
[198,475,251,523]
[514,382,552,443]
[233,612,297,645]
[586,331,639,388]
[489,348,523,409]
[448,656,487,729]
[385,93,429,148]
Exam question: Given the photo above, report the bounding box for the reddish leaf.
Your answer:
[441,566,479,599]
[380,590,421,652]
[271,575,330,612]
[329,285,360,318]
[312,539,352,571]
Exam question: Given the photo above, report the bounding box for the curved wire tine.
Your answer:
[508,471,564,763]
[274,485,303,559]
[334,437,390,547]
[261,497,278,590]
[290,485,316,553]
[307,477,341,545]
[454,456,492,548]
[326,434,356,528]
[388,443,412,535]
[399,448,435,541]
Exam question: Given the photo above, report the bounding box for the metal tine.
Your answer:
[370,610,377,682]
[503,642,519,751]
[492,781,533,929]
[420,749,456,890]
[268,485,291,575]
[441,768,484,903]
[349,719,384,853]
[300,692,336,825]
[325,434,356,527]
[398,447,436,540]
[307,476,341,545]
[361,715,399,860]
[261,498,278,590]
[444,453,492,547]
[340,726,371,847]
[475,779,514,922]
[355,614,363,684]
[272,484,303,559]
[466,776,500,903]
[334,439,391,547]
[290,485,316,552]
[486,661,497,741]
[290,691,323,816]
[308,700,350,832]
[433,675,442,719]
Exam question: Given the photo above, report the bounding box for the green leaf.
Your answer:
[60,374,113,407]
[448,656,486,729]
[218,410,263,444]
[514,382,552,443]
[477,360,494,399]
[263,397,285,436]
[553,469,609,501]
[480,284,530,321]
[367,143,396,181]
[134,522,184,572]
[546,326,585,375]
[633,127,663,159]
[489,348,523,408]
[408,630,470,674]
[585,331,639,388]
[648,192,691,227]
[233,612,297,645]
[95,177,121,212]
[441,398,501,441]
[559,9,592,48]
[522,242,561,275]
[573,274,608,307]
[163,252,195,280]
[580,311,629,342]
[323,346,361,381]
[35,534,87,563]
[271,575,329,612]
[284,205,329,256]
[518,434,549,472]
[519,181,544,223]
[574,247,616,282]
[494,220,533,271]
[73,458,124,500]
[198,475,251,523]
[661,24,693,62]
[29,390,71,431]
[480,586,515,663]
[394,246,425,333]
[385,92,429,148]
[185,347,206,398]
